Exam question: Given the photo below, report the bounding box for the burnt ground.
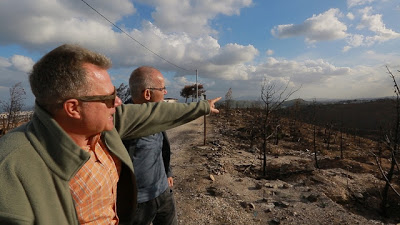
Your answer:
[167,109,400,225]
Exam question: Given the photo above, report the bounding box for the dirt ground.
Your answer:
[166,113,400,225]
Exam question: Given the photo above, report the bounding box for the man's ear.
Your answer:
[143,89,151,101]
[63,99,82,119]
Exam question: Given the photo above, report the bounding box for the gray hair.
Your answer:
[129,66,160,99]
[29,44,111,113]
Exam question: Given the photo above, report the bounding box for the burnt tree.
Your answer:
[311,99,320,168]
[260,78,299,177]
[225,87,233,114]
[379,66,400,216]
[180,84,205,103]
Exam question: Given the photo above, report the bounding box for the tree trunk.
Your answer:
[340,128,344,159]
[381,153,396,216]
[314,124,319,169]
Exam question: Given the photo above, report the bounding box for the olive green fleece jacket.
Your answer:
[0,100,210,225]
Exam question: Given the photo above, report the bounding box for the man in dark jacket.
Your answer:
[123,66,177,225]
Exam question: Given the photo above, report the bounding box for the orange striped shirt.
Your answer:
[69,135,121,225]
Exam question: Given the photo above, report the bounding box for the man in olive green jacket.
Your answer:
[0,44,220,225]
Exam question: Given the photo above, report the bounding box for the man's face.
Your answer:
[79,63,122,134]
[149,74,167,103]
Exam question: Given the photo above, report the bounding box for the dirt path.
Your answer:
[167,116,258,224]
[166,116,395,225]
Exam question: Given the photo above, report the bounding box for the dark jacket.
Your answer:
[123,99,173,203]
[162,131,172,178]
[124,98,172,178]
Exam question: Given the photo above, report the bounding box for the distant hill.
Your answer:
[215,97,398,140]
[281,98,310,108]
[215,96,396,109]
[280,98,397,140]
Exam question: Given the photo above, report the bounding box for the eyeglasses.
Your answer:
[147,86,166,92]
[76,86,116,108]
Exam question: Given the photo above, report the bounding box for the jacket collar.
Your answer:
[25,103,90,181]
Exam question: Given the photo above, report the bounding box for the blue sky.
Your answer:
[0,0,399,106]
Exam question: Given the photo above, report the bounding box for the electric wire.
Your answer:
[80,0,193,72]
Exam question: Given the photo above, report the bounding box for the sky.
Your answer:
[0,0,399,106]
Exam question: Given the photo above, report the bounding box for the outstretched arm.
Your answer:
[117,100,211,140]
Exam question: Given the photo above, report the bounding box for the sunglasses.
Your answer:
[75,86,116,108]
[147,86,166,92]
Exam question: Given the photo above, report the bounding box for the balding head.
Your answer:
[129,66,166,103]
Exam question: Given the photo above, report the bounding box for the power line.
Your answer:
[80,0,192,72]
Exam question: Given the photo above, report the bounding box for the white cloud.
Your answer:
[347,12,355,20]
[0,56,31,84]
[255,57,351,84]
[343,7,400,51]
[136,0,253,36]
[210,43,258,65]
[0,0,398,102]
[341,6,400,52]
[343,34,365,51]
[10,55,34,73]
[0,0,256,81]
[271,8,348,43]
[0,0,259,101]
[347,0,376,8]
[0,0,135,48]
[0,57,11,68]
[358,7,400,44]
[189,57,395,100]
[173,76,191,86]
[363,50,400,66]
[90,21,259,81]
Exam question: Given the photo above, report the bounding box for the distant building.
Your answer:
[164,98,178,103]
[0,111,34,119]
[0,111,33,134]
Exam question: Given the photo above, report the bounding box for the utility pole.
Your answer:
[203,94,207,145]
[196,69,198,102]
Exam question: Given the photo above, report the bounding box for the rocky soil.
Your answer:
[166,111,400,225]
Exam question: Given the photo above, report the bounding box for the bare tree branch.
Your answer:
[116,83,131,103]
[369,150,400,198]
[0,82,26,133]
